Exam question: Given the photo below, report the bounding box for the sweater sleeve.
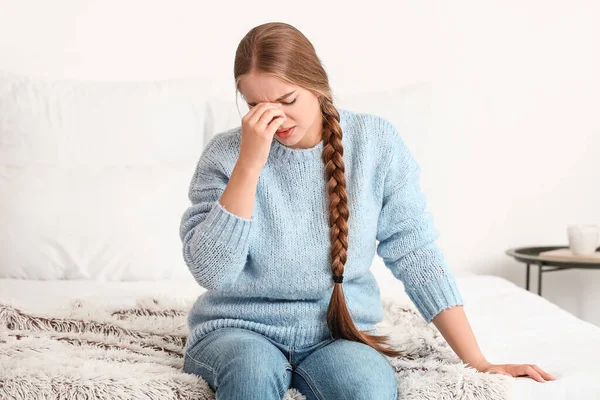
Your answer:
[375,118,464,324]
[179,138,254,290]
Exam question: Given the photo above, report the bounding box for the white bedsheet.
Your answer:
[455,275,599,400]
[1,273,599,400]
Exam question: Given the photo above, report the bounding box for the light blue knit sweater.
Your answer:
[179,107,464,350]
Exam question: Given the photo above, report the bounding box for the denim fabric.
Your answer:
[183,327,399,400]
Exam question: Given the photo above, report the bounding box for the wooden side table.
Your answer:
[505,245,600,296]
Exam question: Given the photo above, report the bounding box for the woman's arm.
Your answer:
[373,116,556,383]
[431,305,487,369]
[179,139,257,290]
[219,159,262,219]
[432,305,556,382]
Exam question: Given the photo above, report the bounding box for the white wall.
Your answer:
[1,0,598,325]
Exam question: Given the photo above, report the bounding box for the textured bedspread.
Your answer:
[0,294,510,400]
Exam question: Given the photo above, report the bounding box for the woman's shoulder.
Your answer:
[201,126,242,161]
[338,107,406,166]
[187,126,242,190]
[339,107,401,141]
[193,126,243,173]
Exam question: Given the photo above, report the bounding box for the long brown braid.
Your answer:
[319,98,404,358]
[234,22,405,358]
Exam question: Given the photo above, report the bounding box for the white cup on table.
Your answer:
[567,224,600,255]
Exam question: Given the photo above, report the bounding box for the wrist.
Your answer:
[235,158,263,175]
[468,358,492,371]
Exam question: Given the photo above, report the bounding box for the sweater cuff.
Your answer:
[192,200,253,254]
[187,201,253,287]
[405,270,464,324]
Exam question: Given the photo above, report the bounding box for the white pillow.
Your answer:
[0,70,210,280]
[0,161,197,280]
[0,70,208,166]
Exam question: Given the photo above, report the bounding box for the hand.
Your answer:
[238,102,287,170]
[474,361,556,382]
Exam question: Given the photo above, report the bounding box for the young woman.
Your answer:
[179,22,555,399]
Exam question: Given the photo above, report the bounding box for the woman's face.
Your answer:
[238,71,323,149]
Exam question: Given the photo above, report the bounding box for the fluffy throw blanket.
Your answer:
[0,295,511,399]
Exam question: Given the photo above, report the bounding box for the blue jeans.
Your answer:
[183,327,399,400]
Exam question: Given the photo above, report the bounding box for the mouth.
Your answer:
[276,126,296,137]
[276,126,296,133]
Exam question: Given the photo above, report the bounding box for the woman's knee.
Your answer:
[184,328,292,395]
[293,339,398,400]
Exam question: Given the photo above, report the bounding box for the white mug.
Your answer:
[567,224,600,255]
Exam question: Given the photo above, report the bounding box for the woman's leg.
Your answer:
[184,327,293,400]
[291,339,398,400]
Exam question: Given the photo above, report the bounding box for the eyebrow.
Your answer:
[247,90,296,107]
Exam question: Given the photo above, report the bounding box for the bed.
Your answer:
[2,266,599,400]
[2,72,599,399]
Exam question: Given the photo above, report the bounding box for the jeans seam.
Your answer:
[185,327,237,388]
[278,366,292,398]
[186,352,218,387]
[295,366,326,400]
[288,346,295,365]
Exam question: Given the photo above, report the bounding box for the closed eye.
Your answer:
[247,98,297,109]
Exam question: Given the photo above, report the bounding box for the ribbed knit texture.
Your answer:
[179,108,464,350]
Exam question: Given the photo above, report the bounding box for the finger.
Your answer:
[243,102,270,122]
[524,366,545,382]
[266,112,287,135]
[257,108,286,131]
[531,365,556,381]
[243,102,274,124]
[247,103,281,126]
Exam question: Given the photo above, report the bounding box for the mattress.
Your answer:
[1,273,599,400]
